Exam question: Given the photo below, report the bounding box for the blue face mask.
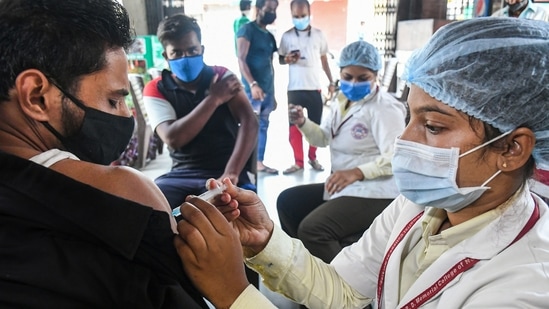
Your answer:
[392,131,511,212]
[293,16,310,31]
[169,54,204,82]
[339,80,371,101]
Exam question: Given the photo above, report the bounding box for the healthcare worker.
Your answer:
[174,17,549,309]
[277,40,406,263]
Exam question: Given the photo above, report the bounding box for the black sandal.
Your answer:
[308,160,324,171]
[283,164,303,175]
[258,166,279,175]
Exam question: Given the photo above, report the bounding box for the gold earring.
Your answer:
[502,162,508,168]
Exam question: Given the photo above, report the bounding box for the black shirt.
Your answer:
[157,67,240,171]
[0,152,208,308]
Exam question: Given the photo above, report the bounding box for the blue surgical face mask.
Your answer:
[391,131,512,212]
[293,16,310,31]
[339,80,372,101]
[169,54,204,83]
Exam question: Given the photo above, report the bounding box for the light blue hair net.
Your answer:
[403,17,549,170]
[339,40,382,71]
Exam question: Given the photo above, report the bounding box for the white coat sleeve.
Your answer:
[298,102,337,147]
[230,285,277,309]
[244,225,372,309]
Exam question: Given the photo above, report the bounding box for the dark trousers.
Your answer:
[277,183,393,263]
[155,168,254,210]
[287,90,323,166]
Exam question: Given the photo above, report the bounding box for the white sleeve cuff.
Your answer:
[230,284,277,309]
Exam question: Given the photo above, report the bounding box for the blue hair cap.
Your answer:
[339,40,382,71]
[403,17,549,170]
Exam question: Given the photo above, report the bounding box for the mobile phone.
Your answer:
[290,49,305,60]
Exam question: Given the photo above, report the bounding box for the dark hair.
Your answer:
[240,0,252,11]
[256,0,279,9]
[290,0,310,10]
[0,0,134,100]
[157,14,202,48]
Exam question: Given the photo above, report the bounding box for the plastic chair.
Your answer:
[128,74,154,169]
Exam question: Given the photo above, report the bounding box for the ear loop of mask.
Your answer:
[459,130,513,187]
[40,80,86,143]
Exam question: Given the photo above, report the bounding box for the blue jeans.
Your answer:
[247,92,275,162]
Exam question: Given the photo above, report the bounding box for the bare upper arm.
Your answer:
[320,54,329,66]
[226,89,256,123]
[154,120,174,145]
[237,37,250,62]
[49,160,176,231]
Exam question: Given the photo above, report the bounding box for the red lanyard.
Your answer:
[331,113,353,139]
[377,200,540,309]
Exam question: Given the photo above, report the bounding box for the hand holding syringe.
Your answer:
[172,183,228,218]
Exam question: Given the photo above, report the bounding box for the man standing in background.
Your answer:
[237,0,280,175]
[492,0,549,20]
[233,0,252,53]
[278,0,335,174]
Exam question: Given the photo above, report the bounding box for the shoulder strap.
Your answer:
[196,66,215,99]
[157,69,177,106]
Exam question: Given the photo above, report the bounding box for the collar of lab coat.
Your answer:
[383,185,537,308]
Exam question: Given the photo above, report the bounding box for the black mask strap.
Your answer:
[41,121,66,143]
[48,80,88,111]
[40,79,84,145]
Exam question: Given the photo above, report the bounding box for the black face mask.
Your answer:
[43,81,135,165]
[509,0,528,13]
[261,11,276,25]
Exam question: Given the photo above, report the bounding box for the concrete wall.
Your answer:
[123,0,149,36]
[347,0,375,46]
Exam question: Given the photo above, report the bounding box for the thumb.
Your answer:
[206,178,222,190]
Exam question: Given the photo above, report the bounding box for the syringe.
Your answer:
[172,183,228,218]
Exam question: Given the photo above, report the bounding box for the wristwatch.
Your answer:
[250,81,258,87]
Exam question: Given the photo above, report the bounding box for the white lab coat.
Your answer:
[332,187,549,308]
[307,88,406,199]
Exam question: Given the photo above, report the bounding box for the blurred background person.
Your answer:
[236,0,280,175]
[492,0,549,20]
[233,0,252,54]
[278,0,335,175]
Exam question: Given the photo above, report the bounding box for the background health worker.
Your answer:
[277,40,406,263]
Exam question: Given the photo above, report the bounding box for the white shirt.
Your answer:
[278,27,329,90]
[492,1,549,21]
